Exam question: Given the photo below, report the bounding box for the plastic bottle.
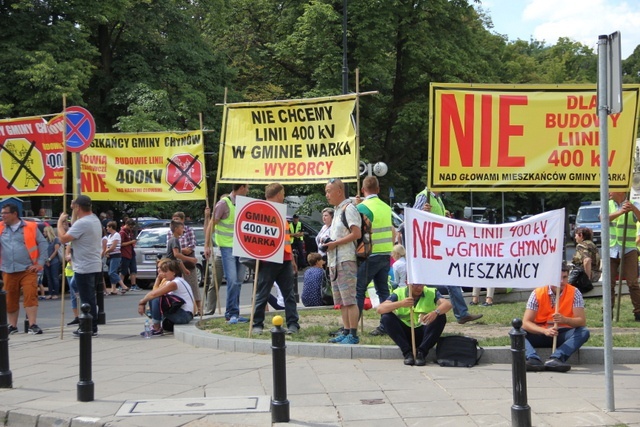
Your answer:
[144,319,151,339]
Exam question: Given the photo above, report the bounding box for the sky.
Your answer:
[477,0,640,59]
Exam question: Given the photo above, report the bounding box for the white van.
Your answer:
[575,201,601,244]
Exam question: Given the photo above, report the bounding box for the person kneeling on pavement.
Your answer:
[522,264,590,373]
[137,259,195,336]
[377,283,452,366]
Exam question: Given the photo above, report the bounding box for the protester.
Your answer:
[204,184,250,323]
[137,259,194,335]
[522,264,590,372]
[377,283,452,366]
[104,221,130,295]
[42,225,62,300]
[356,176,394,336]
[301,252,326,307]
[119,218,141,291]
[289,214,306,268]
[568,227,600,294]
[58,195,103,337]
[0,203,48,335]
[607,192,640,321]
[315,207,334,260]
[391,244,407,289]
[251,183,300,335]
[324,178,362,345]
[167,212,201,313]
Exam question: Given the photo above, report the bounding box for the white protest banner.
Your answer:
[232,195,287,264]
[405,208,564,289]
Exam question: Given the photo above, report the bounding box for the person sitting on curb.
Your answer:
[137,259,195,336]
[522,263,590,373]
[377,282,452,366]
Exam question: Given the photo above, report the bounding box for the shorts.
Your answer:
[330,261,357,306]
[2,270,38,312]
[120,256,137,275]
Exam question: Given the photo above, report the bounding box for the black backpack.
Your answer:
[341,204,372,262]
[436,335,484,367]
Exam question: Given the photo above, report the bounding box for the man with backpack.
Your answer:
[324,178,362,344]
[414,188,482,324]
[356,176,394,336]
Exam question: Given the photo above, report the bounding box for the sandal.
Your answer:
[481,301,493,307]
[469,300,478,306]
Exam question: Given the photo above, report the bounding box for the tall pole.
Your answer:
[597,34,615,412]
[342,0,348,94]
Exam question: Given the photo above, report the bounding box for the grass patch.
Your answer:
[199,296,640,347]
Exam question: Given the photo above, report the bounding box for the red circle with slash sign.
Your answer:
[235,200,285,260]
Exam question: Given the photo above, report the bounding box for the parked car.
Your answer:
[135,225,220,289]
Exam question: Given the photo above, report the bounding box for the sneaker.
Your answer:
[339,334,360,345]
[544,357,571,372]
[328,333,349,343]
[236,316,250,323]
[130,286,142,291]
[369,326,387,336]
[285,325,299,335]
[525,357,545,372]
[457,314,483,324]
[415,351,427,366]
[227,316,239,324]
[252,326,264,335]
[67,317,80,326]
[28,324,43,335]
[7,325,18,335]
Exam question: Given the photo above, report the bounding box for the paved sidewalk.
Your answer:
[1,317,639,427]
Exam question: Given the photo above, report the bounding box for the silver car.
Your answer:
[135,225,222,289]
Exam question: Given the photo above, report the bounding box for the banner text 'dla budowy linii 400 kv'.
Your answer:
[79,130,206,201]
[405,208,564,289]
[428,83,640,192]
[218,95,357,184]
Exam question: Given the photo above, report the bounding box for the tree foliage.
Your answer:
[0,0,631,219]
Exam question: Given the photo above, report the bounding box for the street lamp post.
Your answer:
[342,0,348,94]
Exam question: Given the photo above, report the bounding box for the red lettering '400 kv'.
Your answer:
[439,94,527,168]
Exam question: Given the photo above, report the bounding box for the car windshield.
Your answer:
[137,230,168,248]
[577,207,600,222]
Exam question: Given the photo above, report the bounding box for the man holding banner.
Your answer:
[522,264,590,373]
[413,188,482,324]
[204,184,249,324]
[377,283,452,366]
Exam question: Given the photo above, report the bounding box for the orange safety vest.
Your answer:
[0,220,39,264]
[533,285,576,328]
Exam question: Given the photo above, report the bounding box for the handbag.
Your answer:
[159,293,186,315]
[568,267,594,293]
[436,335,484,367]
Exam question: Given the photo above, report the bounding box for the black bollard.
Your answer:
[0,291,13,388]
[77,303,94,402]
[24,316,29,333]
[270,315,290,423]
[510,318,531,427]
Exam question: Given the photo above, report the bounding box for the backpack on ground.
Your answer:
[436,335,484,367]
[341,204,372,262]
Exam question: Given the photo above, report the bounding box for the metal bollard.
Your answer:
[510,318,531,427]
[270,315,290,423]
[24,316,29,333]
[77,303,94,402]
[0,291,13,388]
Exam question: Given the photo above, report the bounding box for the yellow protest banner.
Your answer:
[80,130,206,201]
[218,95,357,184]
[428,83,640,192]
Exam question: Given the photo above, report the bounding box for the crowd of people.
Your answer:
[5,185,640,371]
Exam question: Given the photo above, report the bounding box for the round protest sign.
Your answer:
[235,200,285,261]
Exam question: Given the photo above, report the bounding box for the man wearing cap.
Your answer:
[289,214,306,268]
[522,263,590,373]
[58,195,103,336]
[377,282,452,366]
[0,203,49,335]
